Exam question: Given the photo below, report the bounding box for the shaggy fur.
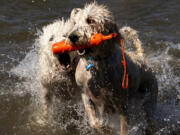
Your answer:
[39,19,80,116]
[64,2,158,135]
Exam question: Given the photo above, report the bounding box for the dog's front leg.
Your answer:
[81,93,103,130]
[120,114,128,135]
[40,83,52,118]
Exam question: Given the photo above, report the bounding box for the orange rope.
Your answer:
[120,38,128,89]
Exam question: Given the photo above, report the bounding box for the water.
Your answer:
[0,0,180,134]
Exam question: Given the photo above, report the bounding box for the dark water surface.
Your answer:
[0,0,180,135]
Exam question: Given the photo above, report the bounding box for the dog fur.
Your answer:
[39,19,80,116]
[64,2,158,135]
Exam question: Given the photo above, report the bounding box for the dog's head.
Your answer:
[68,2,119,56]
[39,19,79,75]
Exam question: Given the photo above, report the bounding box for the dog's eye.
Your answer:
[49,35,54,41]
[86,18,95,24]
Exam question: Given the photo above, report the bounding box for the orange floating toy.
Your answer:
[52,33,117,54]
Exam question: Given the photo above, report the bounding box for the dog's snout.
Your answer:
[69,34,79,43]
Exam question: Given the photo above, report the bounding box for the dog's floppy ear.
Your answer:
[70,8,81,19]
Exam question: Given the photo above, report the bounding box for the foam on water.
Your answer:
[9,31,40,98]
[147,41,180,104]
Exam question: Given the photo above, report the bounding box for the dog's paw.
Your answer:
[89,118,103,129]
[93,119,115,135]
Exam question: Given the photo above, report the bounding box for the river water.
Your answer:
[0,0,180,135]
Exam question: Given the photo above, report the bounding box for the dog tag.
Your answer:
[85,57,94,71]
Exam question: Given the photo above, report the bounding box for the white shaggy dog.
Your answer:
[39,19,80,116]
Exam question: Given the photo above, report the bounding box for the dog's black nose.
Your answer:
[69,34,79,43]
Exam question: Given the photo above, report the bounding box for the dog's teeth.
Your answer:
[66,65,70,68]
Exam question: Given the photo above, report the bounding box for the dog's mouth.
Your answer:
[58,53,71,71]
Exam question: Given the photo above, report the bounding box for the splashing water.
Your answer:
[147,41,180,104]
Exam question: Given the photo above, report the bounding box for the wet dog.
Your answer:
[39,19,80,117]
[66,2,158,135]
